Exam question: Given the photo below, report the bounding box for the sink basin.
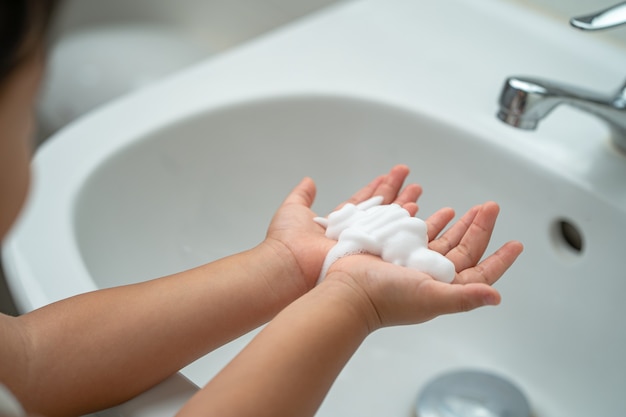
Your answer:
[73,95,524,288]
[3,0,626,416]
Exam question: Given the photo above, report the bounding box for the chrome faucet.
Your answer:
[497,2,626,153]
[570,2,626,31]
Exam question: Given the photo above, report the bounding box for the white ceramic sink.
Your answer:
[4,0,626,416]
[65,95,626,416]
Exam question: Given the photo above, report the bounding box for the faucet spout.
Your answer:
[497,76,626,152]
[570,1,626,31]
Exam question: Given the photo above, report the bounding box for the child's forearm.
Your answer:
[176,276,371,417]
[10,242,304,417]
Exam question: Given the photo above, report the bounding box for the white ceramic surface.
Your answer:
[4,0,626,416]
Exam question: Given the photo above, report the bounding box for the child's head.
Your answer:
[0,1,59,239]
[0,1,60,81]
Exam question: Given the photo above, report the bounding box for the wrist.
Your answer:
[321,269,383,334]
[254,239,311,299]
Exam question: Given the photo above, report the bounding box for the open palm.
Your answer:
[265,165,421,289]
[265,164,522,302]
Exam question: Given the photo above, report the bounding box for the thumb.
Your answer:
[282,177,317,208]
[419,281,501,317]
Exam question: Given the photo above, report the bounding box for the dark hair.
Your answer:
[0,0,60,80]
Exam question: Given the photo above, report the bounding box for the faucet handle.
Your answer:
[570,1,626,31]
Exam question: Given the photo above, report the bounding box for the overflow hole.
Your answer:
[553,219,584,255]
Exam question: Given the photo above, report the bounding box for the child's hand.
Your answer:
[323,202,523,331]
[264,165,420,290]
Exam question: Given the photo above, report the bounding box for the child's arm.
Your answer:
[176,203,523,417]
[5,244,301,416]
[0,166,419,417]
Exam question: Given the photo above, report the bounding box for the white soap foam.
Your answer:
[314,196,455,284]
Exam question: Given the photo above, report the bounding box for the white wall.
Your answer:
[53,0,341,51]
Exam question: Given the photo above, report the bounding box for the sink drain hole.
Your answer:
[416,369,531,417]
[552,218,584,256]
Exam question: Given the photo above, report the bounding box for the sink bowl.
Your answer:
[4,0,626,416]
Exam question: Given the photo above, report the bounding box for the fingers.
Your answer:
[340,165,422,211]
[429,202,500,273]
[402,202,419,217]
[395,183,422,207]
[288,166,420,214]
[455,240,524,286]
[425,207,455,242]
[445,202,500,272]
[341,175,385,209]
[415,240,522,317]
[427,202,523,286]
[367,164,410,204]
[429,205,480,254]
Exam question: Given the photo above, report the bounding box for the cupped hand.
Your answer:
[264,165,421,290]
[324,202,524,331]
